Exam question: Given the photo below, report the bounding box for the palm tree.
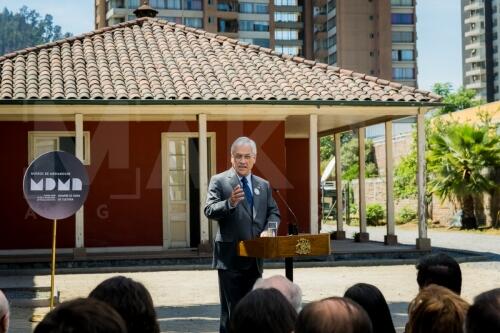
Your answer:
[427,121,500,228]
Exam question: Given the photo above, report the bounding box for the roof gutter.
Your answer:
[0,99,445,108]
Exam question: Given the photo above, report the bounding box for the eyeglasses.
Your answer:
[233,154,255,161]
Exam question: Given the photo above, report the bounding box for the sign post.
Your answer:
[23,151,89,309]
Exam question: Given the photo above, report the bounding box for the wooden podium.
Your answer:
[238,234,331,281]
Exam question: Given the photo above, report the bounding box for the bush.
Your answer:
[396,206,417,224]
[366,203,385,226]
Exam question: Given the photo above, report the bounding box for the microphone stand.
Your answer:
[273,189,299,235]
[273,188,299,281]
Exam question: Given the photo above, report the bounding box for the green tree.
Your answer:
[427,120,500,228]
[320,132,378,180]
[0,6,71,55]
[432,82,484,116]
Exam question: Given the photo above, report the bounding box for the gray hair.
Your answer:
[231,137,257,156]
[253,275,302,312]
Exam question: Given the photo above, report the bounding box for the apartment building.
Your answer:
[95,0,310,57]
[462,0,499,102]
[313,0,418,87]
[96,0,417,86]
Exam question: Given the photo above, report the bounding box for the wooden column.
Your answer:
[74,113,85,257]
[416,110,431,249]
[357,128,369,242]
[198,114,211,252]
[333,133,345,239]
[385,121,397,245]
[309,114,319,234]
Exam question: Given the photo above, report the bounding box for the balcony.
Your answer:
[465,68,486,77]
[465,28,484,37]
[465,81,486,90]
[217,0,238,12]
[465,41,484,50]
[464,2,484,11]
[274,5,303,13]
[464,15,483,25]
[275,21,303,29]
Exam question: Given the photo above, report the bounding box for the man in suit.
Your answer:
[204,136,280,333]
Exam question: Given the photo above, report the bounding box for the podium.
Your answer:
[238,234,331,281]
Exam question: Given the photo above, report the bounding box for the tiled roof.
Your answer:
[0,18,440,103]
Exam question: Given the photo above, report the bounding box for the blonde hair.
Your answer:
[407,284,469,333]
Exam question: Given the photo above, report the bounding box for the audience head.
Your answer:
[416,252,462,294]
[230,288,297,333]
[34,297,127,333]
[89,276,159,333]
[0,290,9,333]
[407,284,469,333]
[295,296,373,333]
[344,283,396,333]
[253,275,302,312]
[465,288,500,333]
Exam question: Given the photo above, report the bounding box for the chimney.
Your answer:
[133,0,158,19]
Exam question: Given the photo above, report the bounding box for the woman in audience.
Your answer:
[344,283,396,333]
[230,288,297,333]
[465,288,500,333]
[34,298,127,333]
[89,275,160,333]
[406,284,469,333]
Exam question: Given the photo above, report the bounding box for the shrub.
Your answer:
[366,203,385,226]
[396,206,417,224]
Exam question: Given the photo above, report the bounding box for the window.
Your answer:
[239,2,268,13]
[392,31,414,42]
[239,20,269,31]
[183,17,203,28]
[275,29,299,40]
[274,12,300,22]
[392,49,414,61]
[275,45,301,56]
[218,18,238,32]
[391,13,414,24]
[275,0,298,5]
[391,0,413,5]
[127,0,140,8]
[183,0,202,10]
[253,39,270,48]
[392,67,415,79]
[217,1,237,11]
[327,35,336,48]
[163,16,182,23]
[28,132,91,165]
[327,17,336,30]
[164,0,181,9]
[328,52,337,64]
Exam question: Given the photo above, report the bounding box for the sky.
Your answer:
[1,0,463,92]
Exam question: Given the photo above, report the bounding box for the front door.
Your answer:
[161,133,215,248]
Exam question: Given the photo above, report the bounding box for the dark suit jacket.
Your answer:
[204,168,280,273]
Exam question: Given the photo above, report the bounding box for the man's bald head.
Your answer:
[253,275,302,311]
[0,290,9,333]
[295,297,373,333]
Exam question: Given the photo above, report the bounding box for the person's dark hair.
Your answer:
[89,276,159,333]
[295,296,373,333]
[416,252,462,294]
[230,288,297,333]
[34,297,127,333]
[407,284,469,333]
[465,288,500,333]
[344,283,396,333]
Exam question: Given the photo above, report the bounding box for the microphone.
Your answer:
[273,189,299,235]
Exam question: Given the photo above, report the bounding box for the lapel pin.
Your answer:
[254,188,260,195]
